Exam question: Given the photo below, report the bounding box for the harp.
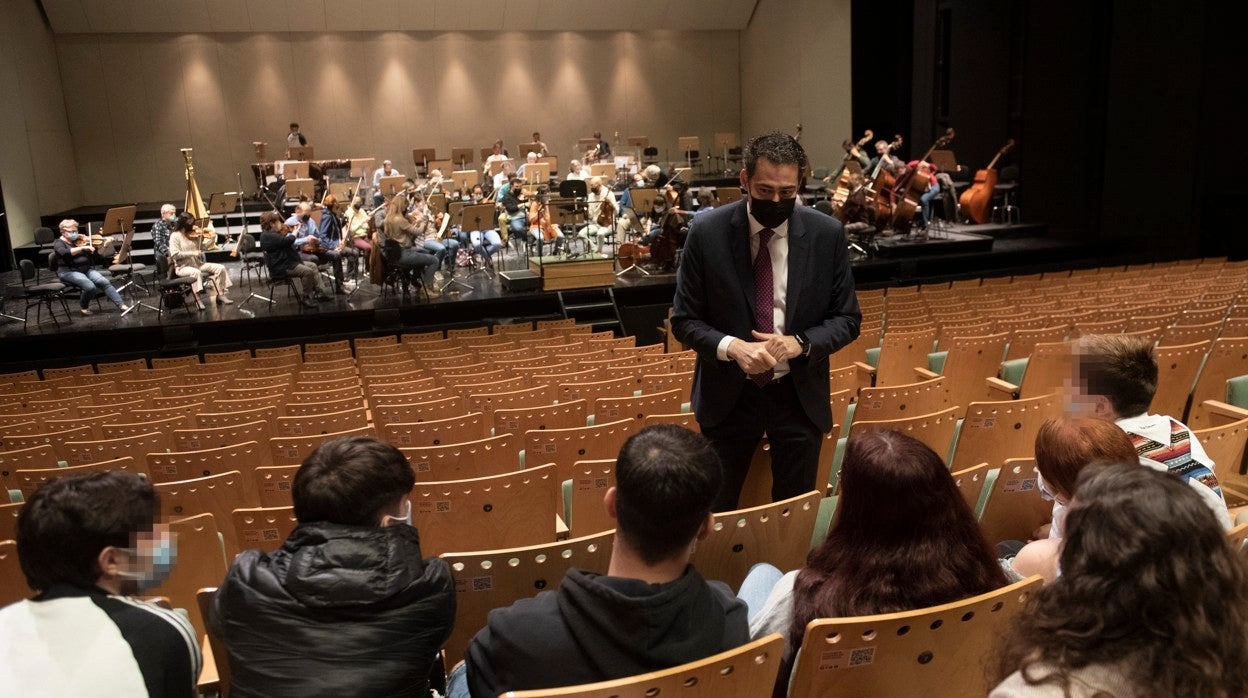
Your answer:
[181,147,218,250]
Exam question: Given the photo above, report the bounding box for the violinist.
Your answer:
[284,202,317,246]
[692,190,716,218]
[408,191,459,273]
[492,161,515,191]
[515,152,541,181]
[565,159,590,182]
[497,176,528,241]
[455,184,504,265]
[259,210,327,306]
[575,176,618,254]
[382,193,439,294]
[170,212,233,306]
[313,194,350,294]
[52,219,129,316]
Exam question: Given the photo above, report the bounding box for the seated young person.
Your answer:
[0,471,200,697]
[1069,334,1231,528]
[211,436,454,698]
[993,463,1248,697]
[742,430,1006,691]
[457,425,748,697]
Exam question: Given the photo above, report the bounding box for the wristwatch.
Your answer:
[795,332,811,356]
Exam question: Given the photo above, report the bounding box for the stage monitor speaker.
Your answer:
[499,269,542,292]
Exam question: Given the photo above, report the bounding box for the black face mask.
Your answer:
[301,214,310,222]
[750,196,796,228]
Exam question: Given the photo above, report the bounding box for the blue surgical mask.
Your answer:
[384,499,412,527]
[117,534,177,591]
[66,231,80,241]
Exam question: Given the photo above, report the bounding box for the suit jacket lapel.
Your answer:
[786,211,808,322]
[729,201,753,315]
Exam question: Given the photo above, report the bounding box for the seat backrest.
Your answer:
[154,471,249,556]
[0,444,61,488]
[639,370,693,396]
[558,376,637,404]
[690,490,823,591]
[15,457,142,500]
[505,634,786,698]
[592,389,683,427]
[789,577,1042,697]
[949,392,1063,471]
[412,463,560,556]
[849,406,960,465]
[874,328,939,387]
[1194,416,1248,495]
[63,431,168,467]
[269,425,375,465]
[1189,337,1248,429]
[232,506,298,554]
[466,385,554,417]
[978,458,1050,544]
[440,529,614,667]
[281,397,363,418]
[566,460,617,539]
[1005,324,1068,361]
[275,406,369,437]
[939,332,1011,416]
[1150,340,1211,420]
[1017,340,1073,399]
[381,412,489,449]
[832,324,882,369]
[148,513,226,640]
[254,465,300,507]
[951,463,991,515]
[853,376,951,425]
[523,419,636,482]
[494,399,587,437]
[0,502,21,542]
[173,420,273,455]
[400,433,519,481]
[146,440,265,502]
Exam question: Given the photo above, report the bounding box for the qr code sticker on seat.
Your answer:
[818,646,875,670]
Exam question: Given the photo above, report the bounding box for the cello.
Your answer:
[959,139,1015,224]
[890,128,955,233]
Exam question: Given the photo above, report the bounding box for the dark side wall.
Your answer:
[854,0,1235,260]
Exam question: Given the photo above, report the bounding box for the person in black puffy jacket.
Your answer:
[211,436,455,698]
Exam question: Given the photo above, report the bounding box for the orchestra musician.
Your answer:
[483,141,508,176]
[52,219,129,316]
[259,210,328,306]
[693,190,716,218]
[640,179,688,248]
[343,195,373,255]
[867,140,903,178]
[530,132,550,157]
[593,130,611,159]
[169,212,233,307]
[496,176,528,244]
[575,176,618,255]
[313,194,351,294]
[150,204,177,262]
[838,172,874,227]
[408,191,459,273]
[565,159,590,181]
[515,152,541,181]
[371,160,401,196]
[287,123,306,148]
[284,202,318,244]
[905,159,942,229]
[453,185,504,266]
[382,193,439,294]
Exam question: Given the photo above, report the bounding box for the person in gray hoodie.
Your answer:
[212,436,454,698]
[458,425,748,697]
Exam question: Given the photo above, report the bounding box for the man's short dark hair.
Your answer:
[290,123,299,129]
[16,471,156,591]
[743,131,808,179]
[614,425,722,565]
[1076,334,1158,417]
[293,436,416,526]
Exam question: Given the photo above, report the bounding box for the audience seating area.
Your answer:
[3,257,1248,696]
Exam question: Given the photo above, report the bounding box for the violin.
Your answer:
[529,194,560,242]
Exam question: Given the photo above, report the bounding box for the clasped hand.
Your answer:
[728,332,801,374]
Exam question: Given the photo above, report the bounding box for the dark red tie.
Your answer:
[751,228,775,387]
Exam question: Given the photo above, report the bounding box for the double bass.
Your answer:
[650,175,688,268]
[959,139,1015,224]
[891,128,955,232]
[829,129,875,211]
[867,134,905,223]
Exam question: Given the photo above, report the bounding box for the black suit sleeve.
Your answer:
[804,222,861,363]
[670,220,729,360]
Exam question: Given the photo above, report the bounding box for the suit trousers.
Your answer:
[700,374,823,512]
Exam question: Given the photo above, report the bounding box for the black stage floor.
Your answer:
[1,221,1115,371]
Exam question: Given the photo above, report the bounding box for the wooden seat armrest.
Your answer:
[197,635,220,696]
[913,367,940,381]
[853,361,876,388]
[556,514,569,540]
[1193,400,1248,427]
[986,376,1020,400]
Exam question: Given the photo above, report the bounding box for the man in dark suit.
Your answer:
[672,131,861,510]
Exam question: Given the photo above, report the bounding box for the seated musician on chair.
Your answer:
[530,131,550,157]
[575,176,618,255]
[51,219,129,316]
[452,187,504,266]
[483,140,508,176]
[259,210,329,306]
[382,194,439,295]
[496,176,529,242]
[565,159,590,181]
[318,195,359,293]
[408,191,459,274]
[169,212,233,306]
[150,204,177,262]
[640,180,688,248]
[906,159,942,229]
[344,195,373,255]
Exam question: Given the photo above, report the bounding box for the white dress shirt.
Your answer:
[716,207,791,378]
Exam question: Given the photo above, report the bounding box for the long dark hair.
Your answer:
[789,430,1006,653]
[995,463,1248,697]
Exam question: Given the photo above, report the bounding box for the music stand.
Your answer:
[713,132,738,173]
[627,136,649,148]
[929,149,958,174]
[538,155,559,173]
[519,142,541,156]
[284,161,310,180]
[716,186,743,204]
[429,193,448,216]
[428,159,453,177]
[287,145,313,160]
[412,148,436,176]
[678,136,700,171]
[523,163,550,186]
[590,163,616,179]
[630,188,659,214]
[252,142,268,162]
[349,158,376,178]
[577,137,598,153]
[104,206,156,316]
[451,170,479,195]
[378,175,406,199]
[488,159,514,177]
[448,148,472,171]
[207,191,239,249]
[286,178,315,202]
[673,167,693,184]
